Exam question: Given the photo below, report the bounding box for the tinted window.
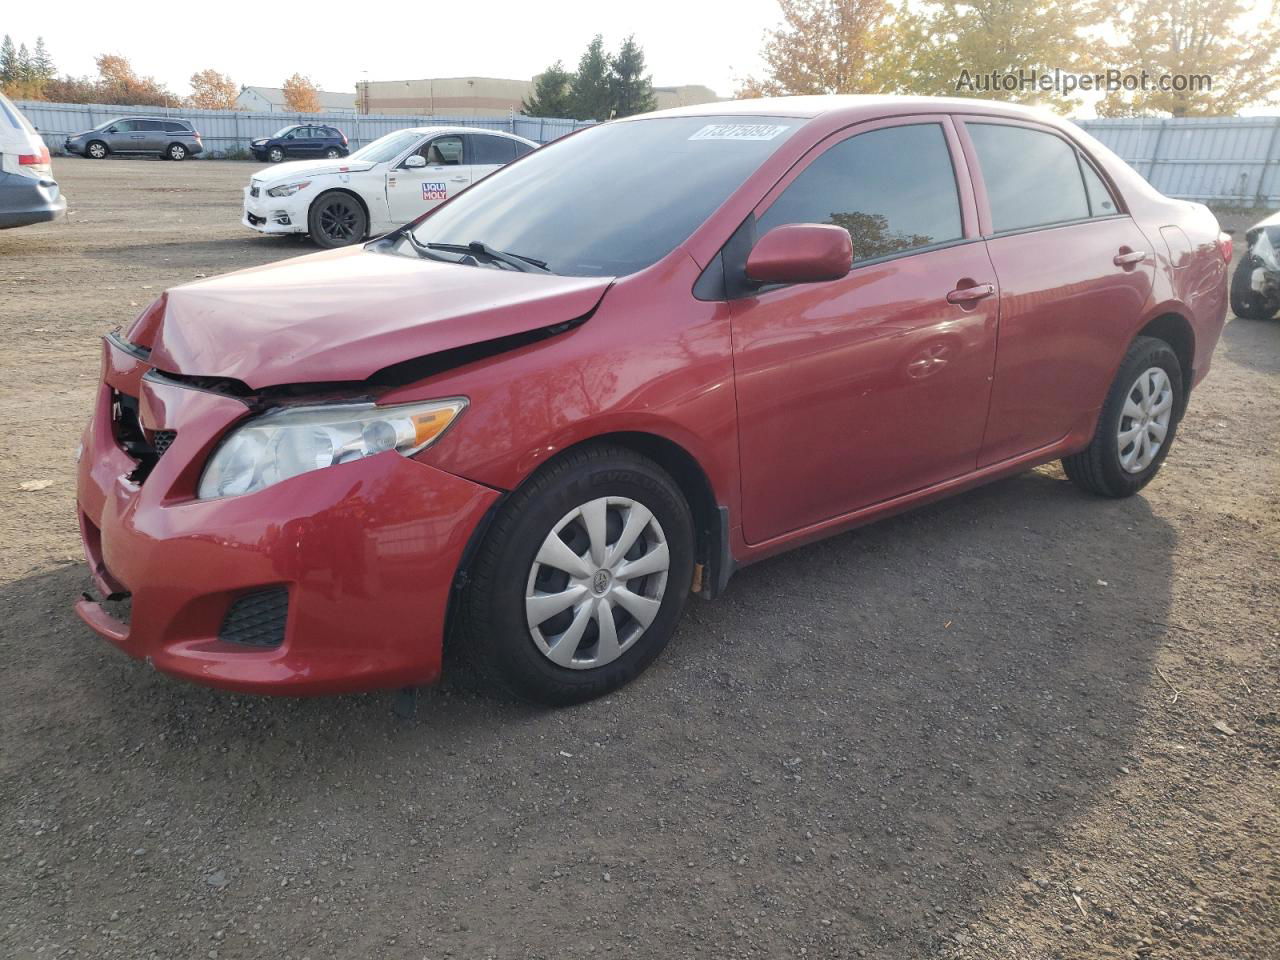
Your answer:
[164,121,187,132]
[513,141,535,158]
[968,123,1090,232]
[138,120,165,131]
[471,134,516,165]
[113,120,136,132]
[411,115,800,277]
[1080,158,1117,216]
[758,123,962,263]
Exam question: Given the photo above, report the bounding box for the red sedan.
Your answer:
[76,96,1230,703]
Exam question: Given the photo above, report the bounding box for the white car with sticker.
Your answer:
[242,126,537,248]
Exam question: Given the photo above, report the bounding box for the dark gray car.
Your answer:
[65,117,204,161]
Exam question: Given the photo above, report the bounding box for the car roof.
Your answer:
[402,125,533,141]
[626,94,1058,125]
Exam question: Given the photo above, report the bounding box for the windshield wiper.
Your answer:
[426,241,550,274]
[393,228,455,263]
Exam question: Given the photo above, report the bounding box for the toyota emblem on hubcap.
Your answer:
[592,569,611,594]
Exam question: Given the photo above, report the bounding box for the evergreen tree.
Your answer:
[16,42,32,85]
[32,37,55,83]
[522,60,574,117]
[568,35,612,120]
[609,35,656,117]
[0,36,16,87]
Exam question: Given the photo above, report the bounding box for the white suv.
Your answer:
[242,126,536,248]
[0,93,65,229]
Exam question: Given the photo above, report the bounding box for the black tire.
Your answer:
[462,445,695,705]
[86,140,108,160]
[324,147,341,159]
[166,143,187,161]
[1062,336,1183,498]
[267,146,285,163]
[1229,253,1278,320]
[307,191,367,248]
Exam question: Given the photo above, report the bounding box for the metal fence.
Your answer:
[1077,115,1280,207]
[15,99,594,155]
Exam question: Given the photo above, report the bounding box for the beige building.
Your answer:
[358,76,721,118]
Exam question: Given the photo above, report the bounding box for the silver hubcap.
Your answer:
[1118,366,1173,473]
[89,144,104,158]
[525,497,670,670]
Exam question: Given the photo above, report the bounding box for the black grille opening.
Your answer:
[151,430,176,456]
[219,588,289,648]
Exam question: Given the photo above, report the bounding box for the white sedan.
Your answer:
[242,126,537,248]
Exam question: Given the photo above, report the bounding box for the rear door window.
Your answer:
[1080,159,1118,217]
[758,122,964,263]
[966,123,1090,232]
[471,134,517,165]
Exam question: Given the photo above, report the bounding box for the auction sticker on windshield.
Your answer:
[688,123,790,141]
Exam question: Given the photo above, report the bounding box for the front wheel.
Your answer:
[307,191,367,248]
[462,445,695,704]
[268,146,285,163]
[1230,254,1278,320]
[166,143,187,161]
[1062,336,1183,498]
[86,140,108,159]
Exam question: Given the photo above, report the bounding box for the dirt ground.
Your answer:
[0,158,1276,960]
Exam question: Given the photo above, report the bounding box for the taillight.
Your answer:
[341,134,348,145]
[193,131,203,140]
[1218,232,1234,263]
[19,145,51,166]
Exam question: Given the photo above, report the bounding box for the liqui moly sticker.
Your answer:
[688,123,789,141]
[423,182,447,200]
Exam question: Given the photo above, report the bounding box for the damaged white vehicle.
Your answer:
[242,126,537,248]
[1232,210,1280,321]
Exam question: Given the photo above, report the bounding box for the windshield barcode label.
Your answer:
[688,124,790,141]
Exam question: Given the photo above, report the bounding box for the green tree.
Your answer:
[609,35,656,117]
[1097,0,1280,116]
[522,60,574,117]
[569,34,612,120]
[32,37,55,84]
[0,36,17,87]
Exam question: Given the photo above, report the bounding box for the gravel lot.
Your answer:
[1,158,1277,960]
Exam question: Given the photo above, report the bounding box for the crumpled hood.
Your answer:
[251,158,376,182]
[138,247,613,389]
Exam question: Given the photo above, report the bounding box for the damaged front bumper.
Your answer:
[242,184,308,235]
[74,335,500,695]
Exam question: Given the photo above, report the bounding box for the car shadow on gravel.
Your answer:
[0,467,1176,958]
[1219,314,1280,376]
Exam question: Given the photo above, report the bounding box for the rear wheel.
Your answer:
[268,146,285,163]
[1062,336,1183,498]
[462,445,695,705]
[166,143,187,161]
[324,147,341,159]
[1230,254,1278,320]
[86,140,107,159]
[308,191,367,248]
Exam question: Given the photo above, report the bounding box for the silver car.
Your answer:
[64,117,204,161]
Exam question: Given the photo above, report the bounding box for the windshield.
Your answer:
[349,130,422,164]
[272,125,297,138]
[408,115,801,277]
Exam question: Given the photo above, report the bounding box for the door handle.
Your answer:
[448,176,468,183]
[945,282,995,304]
[1113,250,1147,267]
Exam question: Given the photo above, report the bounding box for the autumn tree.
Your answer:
[94,53,176,106]
[569,35,613,120]
[881,0,1103,111]
[281,73,321,112]
[188,69,238,110]
[522,60,574,117]
[736,0,897,96]
[1097,0,1280,116]
[609,35,656,117]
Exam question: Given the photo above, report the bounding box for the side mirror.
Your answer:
[107,127,118,133]
[403,154,427,169]
[745,224,853,285]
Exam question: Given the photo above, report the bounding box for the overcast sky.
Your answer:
[3,0,781,98]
